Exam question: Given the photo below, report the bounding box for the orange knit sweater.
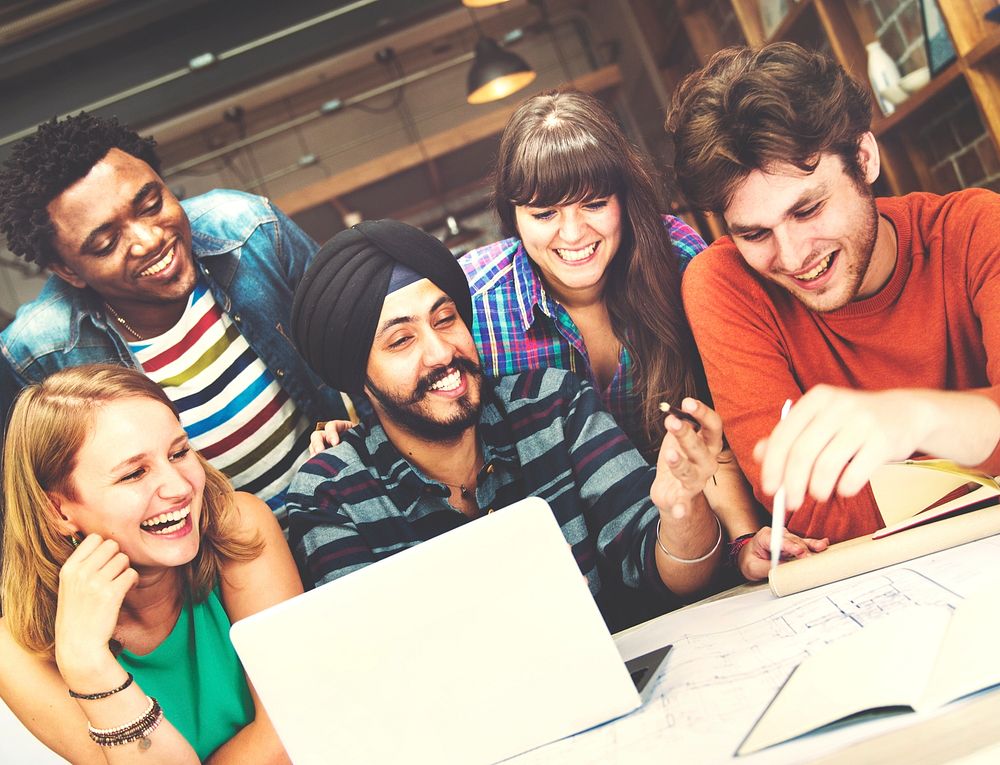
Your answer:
[682,189,1000,543]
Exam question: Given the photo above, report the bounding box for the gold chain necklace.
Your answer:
[104,302,146,341]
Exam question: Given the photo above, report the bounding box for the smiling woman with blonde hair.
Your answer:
[0,364,299,764]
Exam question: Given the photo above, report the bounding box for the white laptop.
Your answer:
[230,497,643,764]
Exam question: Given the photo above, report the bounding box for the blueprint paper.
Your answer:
[510,535,1000,764]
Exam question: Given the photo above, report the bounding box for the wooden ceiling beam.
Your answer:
[145,0,540,143]
[275,63,621,215]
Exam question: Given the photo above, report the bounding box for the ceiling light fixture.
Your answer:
[465,8,536,104]
[461,0,511,6]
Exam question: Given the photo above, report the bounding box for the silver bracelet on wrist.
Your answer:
[656,513,722,564]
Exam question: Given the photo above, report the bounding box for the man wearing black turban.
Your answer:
[291,219,476,398]
[286,220,727,632]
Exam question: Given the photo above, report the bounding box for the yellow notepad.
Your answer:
[870,459,999,528]
[768,461,1000,596]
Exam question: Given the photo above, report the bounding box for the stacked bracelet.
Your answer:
[68,672,134,700]
[728,532,757,569]
[88,696,163,748]
[655,513,723,564]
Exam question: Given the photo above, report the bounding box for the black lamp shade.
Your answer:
[466,37,536,104]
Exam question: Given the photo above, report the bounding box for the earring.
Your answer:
[67,534,79,549]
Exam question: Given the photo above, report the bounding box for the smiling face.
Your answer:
[45,148,196,321]
[513,195,623,304]
[364,278,483,442]
[52,397,205,572]
[722,135,892,313]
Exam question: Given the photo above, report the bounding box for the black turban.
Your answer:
[291,219,474,395]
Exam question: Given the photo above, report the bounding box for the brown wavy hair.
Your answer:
[1,365,262,657]
[666,42,873,214]
[494,89,703,456]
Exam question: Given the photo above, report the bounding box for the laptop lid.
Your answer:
[230,497,641,764]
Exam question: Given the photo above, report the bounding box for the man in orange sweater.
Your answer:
[667,43,1000,543]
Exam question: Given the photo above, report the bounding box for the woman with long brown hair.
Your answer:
[460,89,827,580]
[0,364,298,763]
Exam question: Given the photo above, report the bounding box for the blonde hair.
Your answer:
[1,364,263,656]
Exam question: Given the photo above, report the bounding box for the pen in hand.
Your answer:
[658,401,701,432]
[769,398,793,571]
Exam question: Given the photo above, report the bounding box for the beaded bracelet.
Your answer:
[88,695,155,736]
[88,696,163,748]
[68,671,134,700]
[655,514,722,564]
[727,532,757,569]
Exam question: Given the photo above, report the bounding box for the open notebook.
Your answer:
[230,497,644,765]
[738,589,1000,755]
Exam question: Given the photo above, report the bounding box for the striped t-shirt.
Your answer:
[131,281,313,522]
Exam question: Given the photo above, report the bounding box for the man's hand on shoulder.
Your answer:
[755,385,1000,511]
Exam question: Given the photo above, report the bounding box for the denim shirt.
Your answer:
[0,189,349,426]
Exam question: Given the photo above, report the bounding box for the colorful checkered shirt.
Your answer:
[459,216,705,449]
[285,369,683,632]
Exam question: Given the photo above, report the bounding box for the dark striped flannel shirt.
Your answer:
[285,368,682,631]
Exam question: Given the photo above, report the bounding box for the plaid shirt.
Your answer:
[459,216,705,449]
[285,369,681,631]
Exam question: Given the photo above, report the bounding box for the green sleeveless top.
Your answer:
[117,587,253,760]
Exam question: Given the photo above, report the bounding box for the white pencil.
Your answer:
[769,399,794,571]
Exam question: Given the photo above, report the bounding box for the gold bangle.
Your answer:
[656,514,722,564]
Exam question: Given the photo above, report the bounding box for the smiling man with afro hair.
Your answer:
[0,111,351,523]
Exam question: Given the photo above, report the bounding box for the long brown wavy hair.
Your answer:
[494,89,704,455]
[1,364,262,657]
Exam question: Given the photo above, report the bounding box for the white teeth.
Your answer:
[148,518,187,535]
[795,253,834,281]
[554,242,598,262]
[140,246,174,277]
[141,506,190,531]
[429,370,461,392]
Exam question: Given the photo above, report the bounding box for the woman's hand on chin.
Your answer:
[54,534,138,687]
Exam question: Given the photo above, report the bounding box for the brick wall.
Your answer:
[916,80,1000,193]
[858,0,927,74]
[859,0,1000,193]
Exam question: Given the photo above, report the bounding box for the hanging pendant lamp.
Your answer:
[466,36,536,104]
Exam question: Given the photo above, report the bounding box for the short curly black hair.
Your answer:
[0,112,161,267]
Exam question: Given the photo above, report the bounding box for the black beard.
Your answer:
[366,357,484,442]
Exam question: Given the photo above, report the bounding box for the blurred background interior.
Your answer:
[2,0,999,327]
